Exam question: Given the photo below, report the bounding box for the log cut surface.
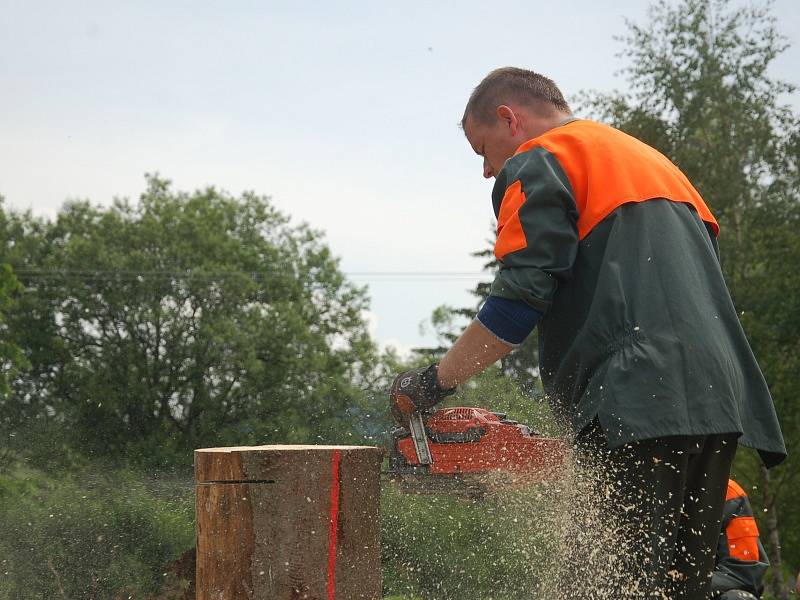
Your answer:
[195,445,382,600]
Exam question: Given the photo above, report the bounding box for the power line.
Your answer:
[11,269,493,283]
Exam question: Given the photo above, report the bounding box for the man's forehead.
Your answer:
[463,115,483,152]
[463,113,479,134]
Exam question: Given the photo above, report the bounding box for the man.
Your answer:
[711,479,769,600]
[390,67,786,598]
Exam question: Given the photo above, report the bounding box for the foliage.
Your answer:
[0,263,26,394]
[0,460,194,599]
[381,482,562,600]
[0,199,29,399]
[580,0,800,595]
[1,176,380,465]
[378,365,561,600]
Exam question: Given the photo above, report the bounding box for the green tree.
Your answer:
[581,0,800,596]
[0,462,194,598]
[0,199,30,467]
[4,176,379,465]
[0,264,25,395]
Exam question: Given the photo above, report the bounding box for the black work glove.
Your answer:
[389,364,456,426]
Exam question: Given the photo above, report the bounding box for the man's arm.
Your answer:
[437,319,514,388]
[392,145,578,413]
[389,300,536,423]
[437,292,544,387]
[439,147,579,389]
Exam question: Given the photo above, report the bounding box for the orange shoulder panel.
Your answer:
[514,121,719,240]
[494,179,528,260]
[726,479,747,501]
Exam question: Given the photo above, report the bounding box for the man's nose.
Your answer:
[483,158,494,179]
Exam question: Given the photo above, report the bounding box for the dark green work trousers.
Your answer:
[562,422,738,600]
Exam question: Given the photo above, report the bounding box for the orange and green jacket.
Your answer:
[712,479,769,597]
[489,119,785,465]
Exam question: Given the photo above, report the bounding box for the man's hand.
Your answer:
[389,364,456,426]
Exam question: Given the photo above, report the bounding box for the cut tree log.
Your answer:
[195,445,383,600]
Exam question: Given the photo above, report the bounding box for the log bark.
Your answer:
[195,444,383,600]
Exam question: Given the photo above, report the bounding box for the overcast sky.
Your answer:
[2,0,798,354]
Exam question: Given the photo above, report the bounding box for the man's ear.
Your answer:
[495,105,520,136]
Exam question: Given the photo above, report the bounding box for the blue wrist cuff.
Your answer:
[476,295,541,345]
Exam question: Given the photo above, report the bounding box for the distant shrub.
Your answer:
[0,463,194,599]
[380,483,562,600]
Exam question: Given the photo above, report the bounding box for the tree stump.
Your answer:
[195,445,383,600]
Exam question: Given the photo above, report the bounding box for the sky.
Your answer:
[1,0,799,355]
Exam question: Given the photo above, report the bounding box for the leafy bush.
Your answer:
[0,462,194,599]
[381,482,565,599]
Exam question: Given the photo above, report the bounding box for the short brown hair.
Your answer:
[462,67,571,128]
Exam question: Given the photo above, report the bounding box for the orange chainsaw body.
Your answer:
[390,407,566,487]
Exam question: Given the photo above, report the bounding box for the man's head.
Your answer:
[462,67,571,178]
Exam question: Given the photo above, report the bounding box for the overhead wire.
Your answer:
[11,269,493,283]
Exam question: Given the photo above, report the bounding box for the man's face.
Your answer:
[463,112,521,179]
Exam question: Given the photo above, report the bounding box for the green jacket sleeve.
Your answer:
[489,146,579,314]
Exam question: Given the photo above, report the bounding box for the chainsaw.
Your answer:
[388,406,566,498]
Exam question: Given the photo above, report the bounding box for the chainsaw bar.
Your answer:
[408,411,433,466]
